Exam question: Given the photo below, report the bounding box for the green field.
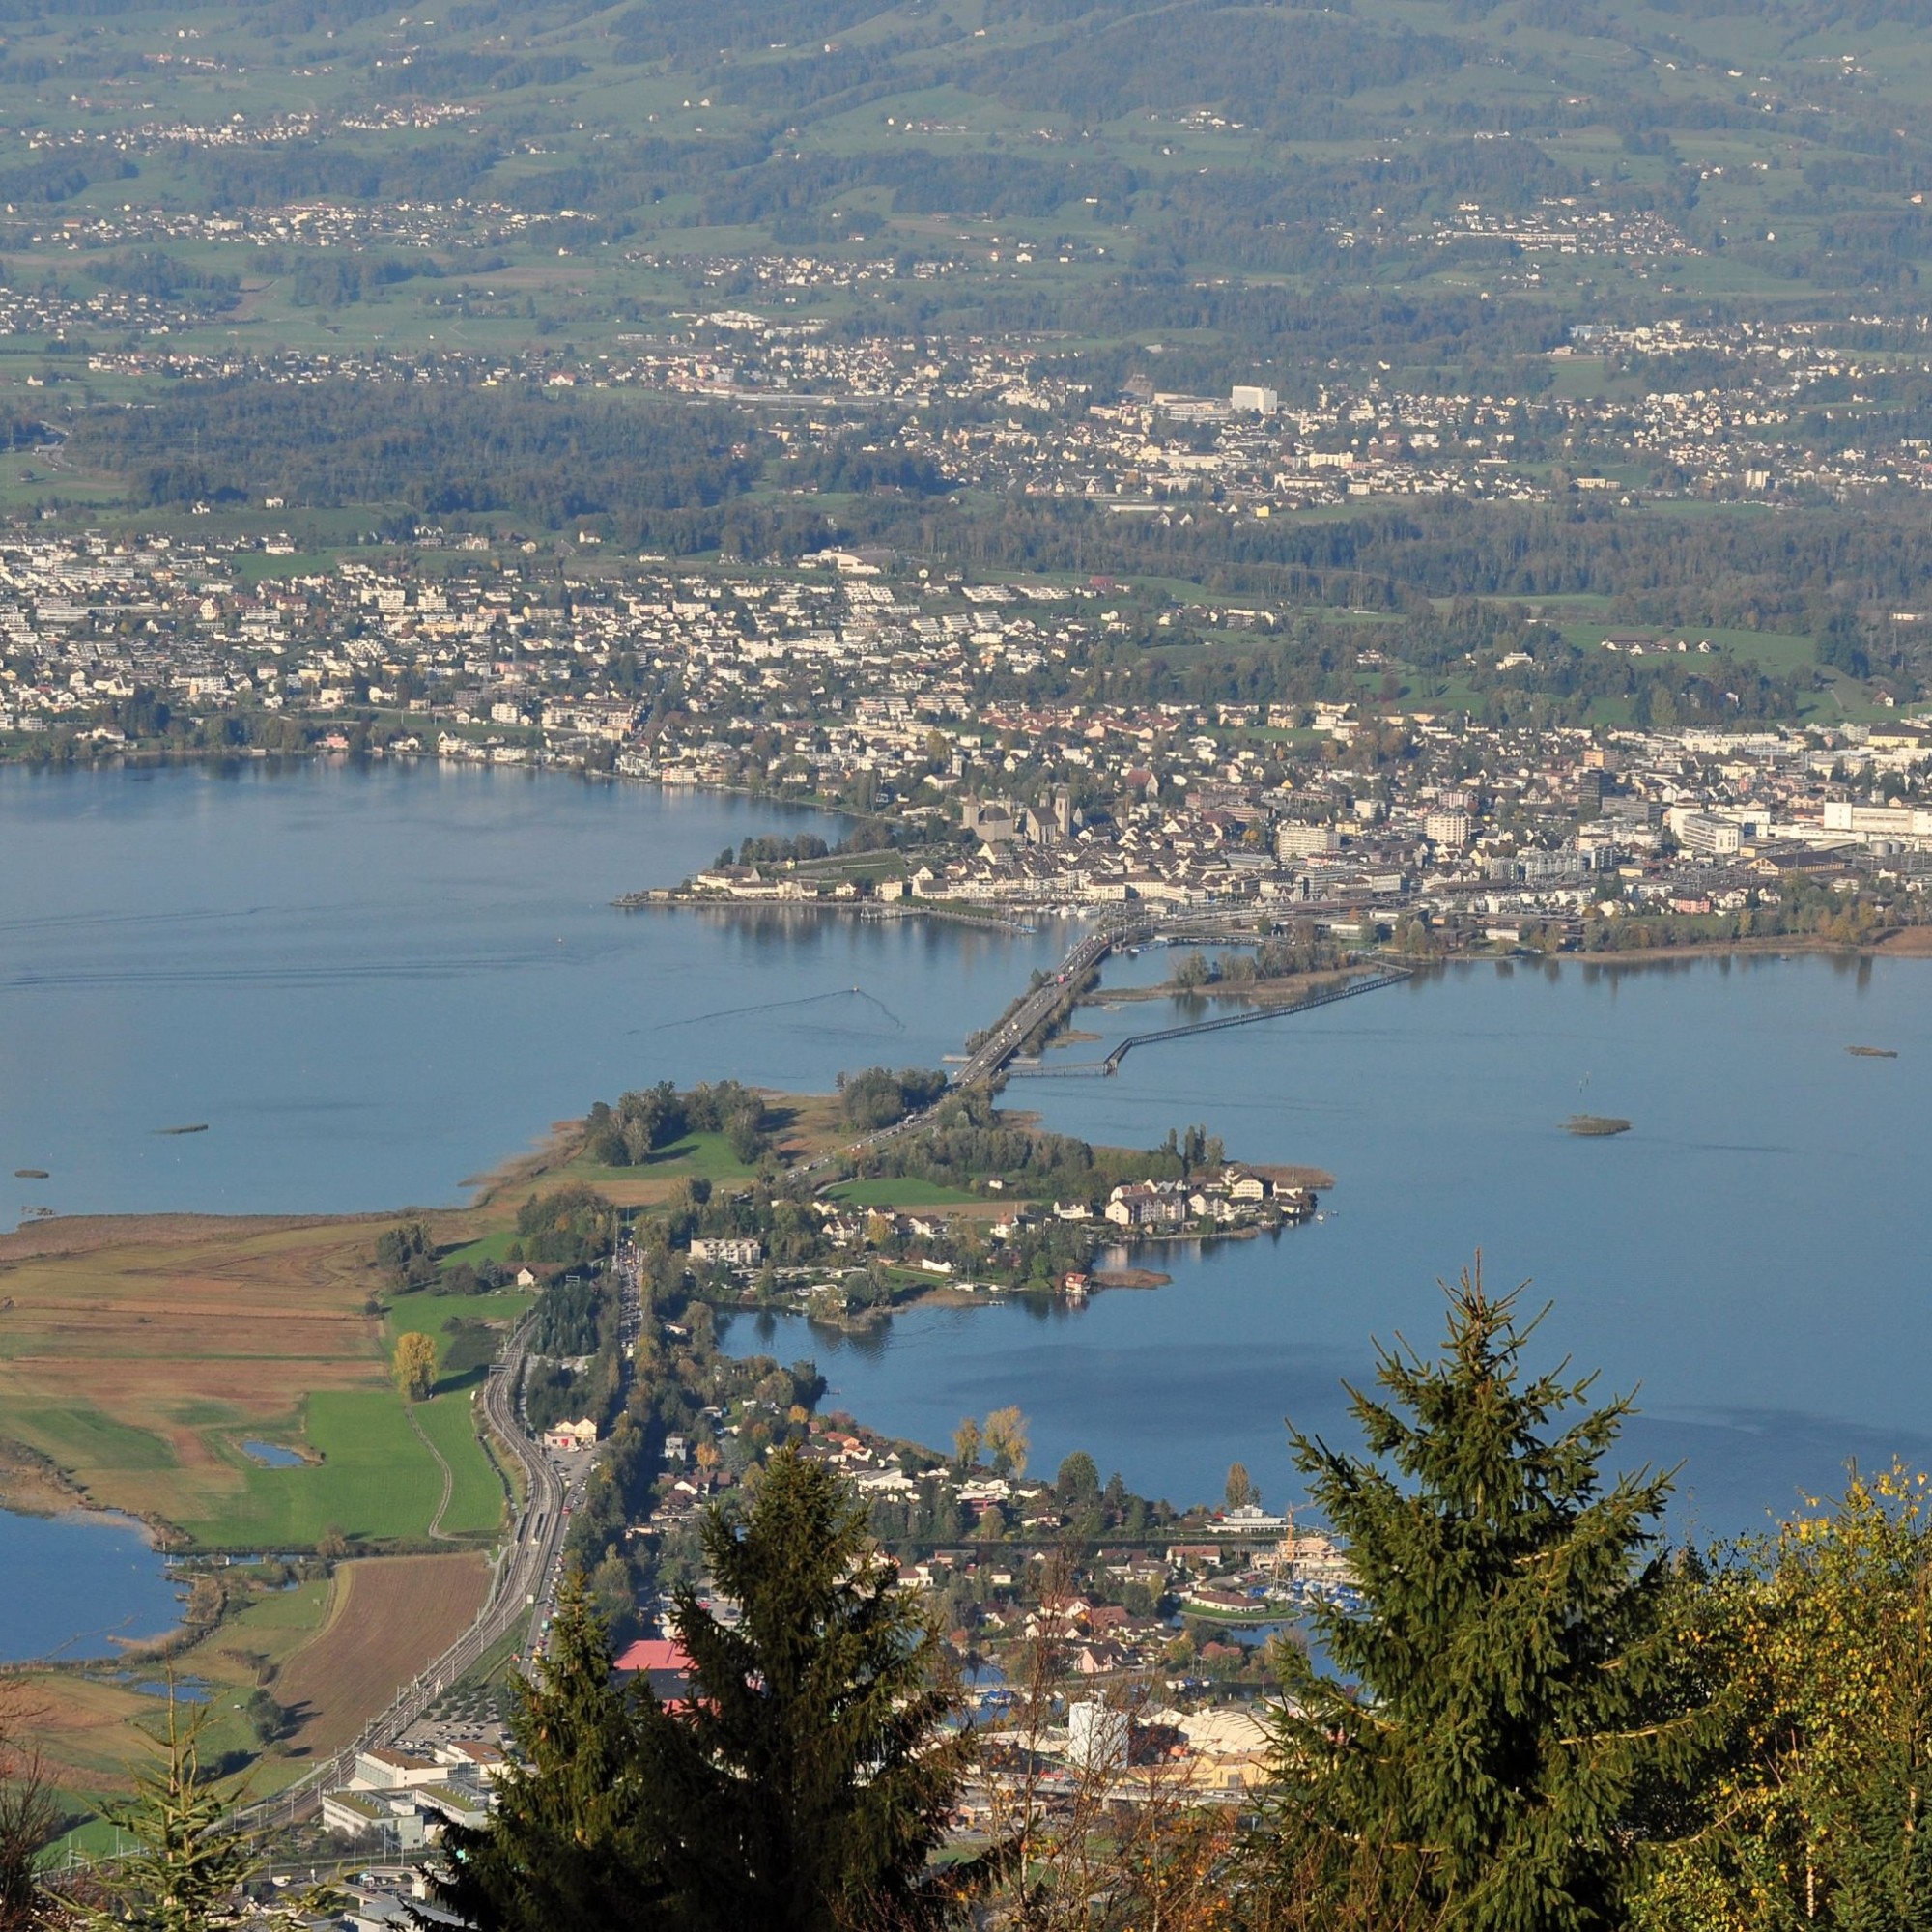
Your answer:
[414,1390,510,1537]
[385,1289,537,1388]
[826,1178,989,1208]
[437,1231,524,1272]
[177,1389,491,1549]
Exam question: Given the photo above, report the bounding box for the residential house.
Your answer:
[1104,1181,1188,1228]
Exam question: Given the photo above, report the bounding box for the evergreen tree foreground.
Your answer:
[438,1445,970,1932]
[1263,1260,1707,1932]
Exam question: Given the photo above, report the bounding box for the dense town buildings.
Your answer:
[3,521,1924,949]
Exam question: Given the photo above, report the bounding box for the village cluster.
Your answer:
[670,1166,1314,1322]
[43,312,1932,514]
[318,1412,1359,1862]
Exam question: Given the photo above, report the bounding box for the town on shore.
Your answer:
[6,528,1928,958]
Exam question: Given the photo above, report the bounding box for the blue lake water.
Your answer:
[2,762,1930,1569]
[0,1510,183,1662]
[0,761,1068,1214]
[729,951,1932,1541]
[125,1676,209,1702]
[242,1440,304,1468]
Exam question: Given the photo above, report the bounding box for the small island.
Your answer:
[1848,1045,1900,1059]
[1564,1115,1633,1137]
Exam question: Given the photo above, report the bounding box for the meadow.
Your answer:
[0,1213,503,1548]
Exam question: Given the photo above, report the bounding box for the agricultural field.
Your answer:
[24,1571,335,1820]
[0,1177,542,1824]
[23,1548,489,1837]
[268,1553,489,1760]
[0,1211,505,1548]
[0,1094,847,1550]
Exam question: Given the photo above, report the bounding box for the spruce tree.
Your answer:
[435,1577,671,1932]
[87,1694,261,1932]
[641,1445,970,1932]
[1264,1262,1697,1932]
[77,1687,338,1932]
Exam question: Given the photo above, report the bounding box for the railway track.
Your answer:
[233,1314,569,1834]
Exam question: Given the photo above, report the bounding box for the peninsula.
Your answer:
[0,1068,1321,1842]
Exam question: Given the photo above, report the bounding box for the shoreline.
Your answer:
[9,930,1921,1244]
[10,752,1929,969]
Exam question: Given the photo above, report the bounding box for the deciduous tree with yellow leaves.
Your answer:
[393,1329,438,1403]
[1635,1463,1932,1932]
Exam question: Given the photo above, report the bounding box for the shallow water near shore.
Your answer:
[0,1509,183,1662]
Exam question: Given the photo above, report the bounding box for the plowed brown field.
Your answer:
[275,1552,488,1759]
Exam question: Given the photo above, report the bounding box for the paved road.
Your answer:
[951,923,1120,1087]
[794,910,1282,1177]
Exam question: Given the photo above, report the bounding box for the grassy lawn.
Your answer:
[556,1129,766,1207]
[385,1290,537,1385]
[413,1391,508,1537]
[176,1390,455,1548]
[200,1575,337,1671]
[826,1178,987,1208]
[645,1132,763,1182]
[438,1230,523,1272]
[1555,617,1815,677]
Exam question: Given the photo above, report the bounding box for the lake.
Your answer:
[727,950,1932,1540]
[5,762,1931,1548]
[0,760,1068,1214]
[0,1510,183,1662]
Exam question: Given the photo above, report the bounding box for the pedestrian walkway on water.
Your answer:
[1007,967,1413,1076]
